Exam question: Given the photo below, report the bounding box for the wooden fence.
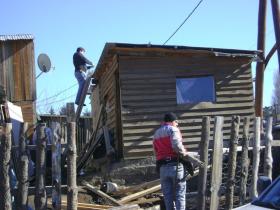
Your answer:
[39,114,92,154]
[197,116,276,210]
[0,103,79,210]
[0,112,277,210]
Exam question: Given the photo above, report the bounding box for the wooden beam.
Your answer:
[239,117,250,205]
[225,116,240,209]
[82,181,122,206]
[119,185,161,204]
[271,0,280,72]
[251,117,261,199]
[264,117,273,179]
[48,201,112,210]
[197,116,210,210]
[210,116,224,210]
[255,0,267,117]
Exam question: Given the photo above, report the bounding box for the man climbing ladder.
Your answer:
[73,47,96,106]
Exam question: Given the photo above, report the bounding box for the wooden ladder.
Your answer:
[75,73,94,122]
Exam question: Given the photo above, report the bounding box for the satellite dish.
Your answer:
[36,53,52,79]
[37,53,51,72]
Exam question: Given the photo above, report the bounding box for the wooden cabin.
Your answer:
[92,43,259,160]
[0,34,36,124]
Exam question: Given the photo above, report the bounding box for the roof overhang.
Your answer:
[94,42,261,78]
[0,34,34,41]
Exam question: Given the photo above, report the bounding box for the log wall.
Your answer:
[92,55,121,153]
[118,54,255,159]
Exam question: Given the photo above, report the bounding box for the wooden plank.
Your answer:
[119,185,161,204]
[225,116,240,209]
[239,117,250,205]
[128,197,160,205]
[121,102,254,113]
[251,117,261,199]
[112,179,160,196]
[210,116,224,210]
[0,123,12,210]
[109,205,140,210]
[16,123,29,210]
[48,200,112,210]
[76,105,104,173]
[51,122,62,210]
[121,108,254,120]
[197,116,210,210]
[264,117,273,179]
[272,140,280,147]
[34,123,47,209]
[67,121,78,210]
[13,41,24,101]
[82,181,122,206]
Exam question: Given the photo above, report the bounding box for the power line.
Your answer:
[36,93,76,108]
[36,83,77,103]
[163,0,204,45]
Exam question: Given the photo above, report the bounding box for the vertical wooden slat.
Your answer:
[52,122,62,210]
[12,41,22,101]
[5,43,14,100]
[0,123,12,210]
[67,103,75,123]
[22,40,30,100]
[239,117,250,205]
[264,117,273,179]
[17,122,29,210]
[0,43,5,89]
[251,117,261,199]
[34,123,47,209]
[210,116,224,210]
[225,116,240,210]
[115,62,124,159]
[197,116,210,210]
[67,103,77,210]
[67,122,77,210]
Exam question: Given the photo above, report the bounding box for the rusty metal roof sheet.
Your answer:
[0,34,34,41]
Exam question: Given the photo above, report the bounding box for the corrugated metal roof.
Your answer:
[0,34,34,41]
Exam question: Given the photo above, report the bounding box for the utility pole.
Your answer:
[271,0,280,72]
[255,0,267,118]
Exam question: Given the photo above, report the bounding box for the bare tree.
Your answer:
[49,106,56,115]
[59,105,67,115]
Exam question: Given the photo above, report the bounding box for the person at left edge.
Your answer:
[73,47,94,106]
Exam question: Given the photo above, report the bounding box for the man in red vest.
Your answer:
[153,112,188,210]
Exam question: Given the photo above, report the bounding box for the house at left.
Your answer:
[0,34,36,124]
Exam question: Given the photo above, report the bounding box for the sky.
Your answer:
[1,0,279,114]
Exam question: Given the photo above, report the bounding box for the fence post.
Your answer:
[51,122,62,210]
[251,117,261,199]
[67,103,77,210]
[225,116,240,209]
[197,116,210,210]
[264,117,273,180]
[239,117,250,205]
[0,123,12,210]
[17,122,29,210]
[34,123,47,210]
[210,116,224,210]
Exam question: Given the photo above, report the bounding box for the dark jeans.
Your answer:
[75,71,86,104]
